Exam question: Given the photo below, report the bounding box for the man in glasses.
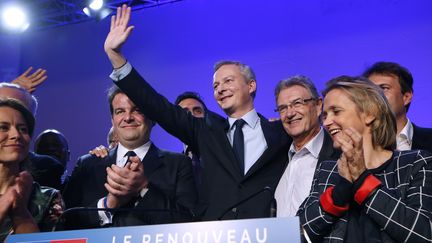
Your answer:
[273,75,340,217]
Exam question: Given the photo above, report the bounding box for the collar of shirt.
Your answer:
[227,109,259,131]
[398,119,413,145]
[288,127,324,160]
[116,141,151,166]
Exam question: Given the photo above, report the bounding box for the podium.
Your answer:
[6,217,300,243]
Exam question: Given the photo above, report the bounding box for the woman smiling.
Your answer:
[298,76,432,242]
[0,98,63,241]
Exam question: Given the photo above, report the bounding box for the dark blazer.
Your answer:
[62,143,197,229]
[299,150,432,242]
[412,123,432,152]
[114,67,291,221]
[29,152,64,190]
[316,131,341,171]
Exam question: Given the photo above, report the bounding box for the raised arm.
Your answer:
[12,67,47,93]
[104,4,134,69]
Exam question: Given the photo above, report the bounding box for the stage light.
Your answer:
[89,0,103,10]
[1,4,30,32]
[83,0,112,21]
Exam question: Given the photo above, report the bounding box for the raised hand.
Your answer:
[12,67,47,93]
[10,171,39,233]
[337,153,353,182]
[0,186,16,225]
[104,4,134,68]
[11,171,34,213]
[334,127,366,181]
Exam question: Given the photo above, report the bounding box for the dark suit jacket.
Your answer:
[29,152,64,190]
[62,143,197,229]
[316,131,341,172]
[114,68,291,221]
[412,123,432,152]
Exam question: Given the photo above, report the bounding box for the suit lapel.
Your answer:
[244,115,289,178]
[93,148,117,188]
[411,123,422,150]
[317,131,340,168]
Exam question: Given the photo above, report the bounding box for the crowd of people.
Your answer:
[0,4,431,242]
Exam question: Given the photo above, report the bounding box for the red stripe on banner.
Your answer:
[319,186,349,217]
[354,174,381,205]
[50,239,87,243]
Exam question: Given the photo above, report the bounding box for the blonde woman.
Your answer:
[298,76,432,242]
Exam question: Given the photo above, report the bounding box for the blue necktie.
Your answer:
[233,119,246,173]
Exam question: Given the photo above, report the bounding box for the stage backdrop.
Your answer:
[2,0,431,172]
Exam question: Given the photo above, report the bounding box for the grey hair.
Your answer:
[214,60,257,98]
[0,82,38,115]
[274,75,320,102]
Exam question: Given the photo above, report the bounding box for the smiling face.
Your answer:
[111,93,152,150]
[277,85,322,148]
[322,89,370,149]
[0,107,31,164]
[213,64,256,118]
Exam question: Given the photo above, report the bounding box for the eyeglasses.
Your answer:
[274,97,315,113]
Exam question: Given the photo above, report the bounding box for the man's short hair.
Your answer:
[107,85,156,126]
[214,60,257,98]
[175,91,207,111]
[362,61,413,111]
[274,75,320,103]
[0,82,38,115]
[107,85,123,116]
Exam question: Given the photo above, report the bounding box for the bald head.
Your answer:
[0,82,38,114]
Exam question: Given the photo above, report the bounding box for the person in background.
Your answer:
[363,61,432,152]
[174,91,209,186]
[34,129,71,184]
[107,126,118,150]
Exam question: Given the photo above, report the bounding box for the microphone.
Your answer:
[217,186,273,220]
[53,206,194,231]
[269,197,277,217]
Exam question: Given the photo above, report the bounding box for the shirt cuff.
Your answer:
[109,62,132,82]
[97,197,112,226]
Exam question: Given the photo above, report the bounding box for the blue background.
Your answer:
[1,0,431,172]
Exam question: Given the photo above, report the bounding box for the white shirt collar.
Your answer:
[228,109,259,130]
[116,141,152,163]
[399,119,414,143]
[289,127,324,160]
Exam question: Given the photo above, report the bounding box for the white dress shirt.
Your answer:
[397,119,413,151]
[227,109,267,174]
[97,141,151,225]
[275,128,324,217]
